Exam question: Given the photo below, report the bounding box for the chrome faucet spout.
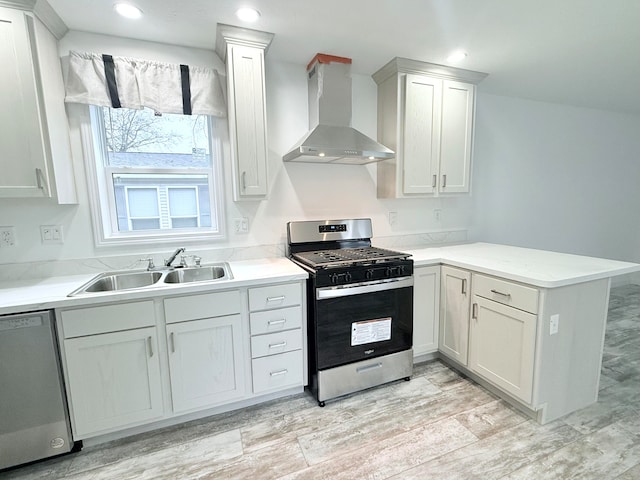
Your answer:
[165,247,186,267]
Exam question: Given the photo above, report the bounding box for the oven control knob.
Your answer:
[398,265,405,275]
[385,267,393,277]
[330,273,339,284]
[365,269,374,280]
[345,272,352,282]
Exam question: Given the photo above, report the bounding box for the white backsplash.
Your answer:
[0,230,467,282]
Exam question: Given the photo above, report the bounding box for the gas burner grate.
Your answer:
[293,246,409,268]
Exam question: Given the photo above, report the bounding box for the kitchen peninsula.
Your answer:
[405,242,640,424]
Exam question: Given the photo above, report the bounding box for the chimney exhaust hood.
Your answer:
[283,54,394,165]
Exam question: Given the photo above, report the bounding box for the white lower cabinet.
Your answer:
[252,350,304,393]
[412,266,440,358]
[248,282,305,393]
[59,301,163,438]
[469,296,537,403]
[166,314,245,413]
[469,273,538,403]
[58,280,306,440]
[439,265,471,365]
[63,327,163,438]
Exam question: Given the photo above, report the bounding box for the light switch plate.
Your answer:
[41,225,64,244]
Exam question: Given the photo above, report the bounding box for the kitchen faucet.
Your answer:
[165,247,186,267]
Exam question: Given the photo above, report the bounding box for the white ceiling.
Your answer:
[48,0,640,114]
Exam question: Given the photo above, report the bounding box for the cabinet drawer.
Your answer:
[251,329,302,359]
[60,301,155,338]
[250,306,302,335]
[472,274,538,314]
[252,350,303,394]
[164,290,240,323]
[249,283,301,311]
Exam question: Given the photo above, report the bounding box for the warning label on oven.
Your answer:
[351,317,392,346]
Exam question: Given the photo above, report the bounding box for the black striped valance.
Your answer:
[64,51,226,117]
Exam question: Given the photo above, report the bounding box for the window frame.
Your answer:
[82,105,226,247]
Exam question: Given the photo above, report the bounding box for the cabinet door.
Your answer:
[439,265,471,365]
[402,74,442,195]
[64,327,163,438]
[166,314,245,413]
[413,266,440,357]
[439,80,474,194]
[469,296,536,404]
[0,8,49,198]
[228,44,268,199]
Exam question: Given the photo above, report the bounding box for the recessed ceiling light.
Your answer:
[114,3,143,19]
[447,50,468,63]
[236,7,261,23]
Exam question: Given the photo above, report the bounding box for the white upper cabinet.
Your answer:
[402,75,441,195]
[215,24,273,201]
[0,6,76,203]
[440,80,475,193]
[373,58,486,198]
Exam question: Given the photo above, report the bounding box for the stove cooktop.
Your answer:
[292,246,410,269]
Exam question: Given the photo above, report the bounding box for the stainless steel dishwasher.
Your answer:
[0,310,74,470]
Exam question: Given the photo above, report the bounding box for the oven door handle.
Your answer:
[316,277,414,300]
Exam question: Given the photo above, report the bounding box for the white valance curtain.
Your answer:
[64,51,226,117]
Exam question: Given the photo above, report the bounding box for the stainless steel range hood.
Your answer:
[283,54,394,165]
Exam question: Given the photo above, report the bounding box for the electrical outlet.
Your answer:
[434,209,442,222]
[550,314,560,335]
[388,211,398,226]
[0,227,16,247]
[40,225,64,244]
[234,217,249,234]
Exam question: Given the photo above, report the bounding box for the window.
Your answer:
[86,106,224,245]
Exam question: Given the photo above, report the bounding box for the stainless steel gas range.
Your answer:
[287,218,414,406]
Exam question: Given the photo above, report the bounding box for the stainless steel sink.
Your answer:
[163,265,231,284]
[72,271,163,294]
[69,263,232,296]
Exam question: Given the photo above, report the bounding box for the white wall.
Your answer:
[0,32,470,267]
[470,92,640,263]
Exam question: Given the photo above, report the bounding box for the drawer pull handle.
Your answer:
[270,369,288,377]
[269,341,287,349]
[490,289,511,298]
[268,319,287,326]
[266,296,285,304]
[147,336,154,357]
[356,362,383,373]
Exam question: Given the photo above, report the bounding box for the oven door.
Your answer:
[314,277,413,370]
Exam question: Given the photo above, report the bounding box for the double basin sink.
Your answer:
[69,264,232,296]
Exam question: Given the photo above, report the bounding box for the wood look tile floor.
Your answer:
[5,284,640,480]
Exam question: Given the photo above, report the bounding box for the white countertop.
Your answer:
[1,243,638,315]
[0,258,308,316]
[406,242,640,288]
